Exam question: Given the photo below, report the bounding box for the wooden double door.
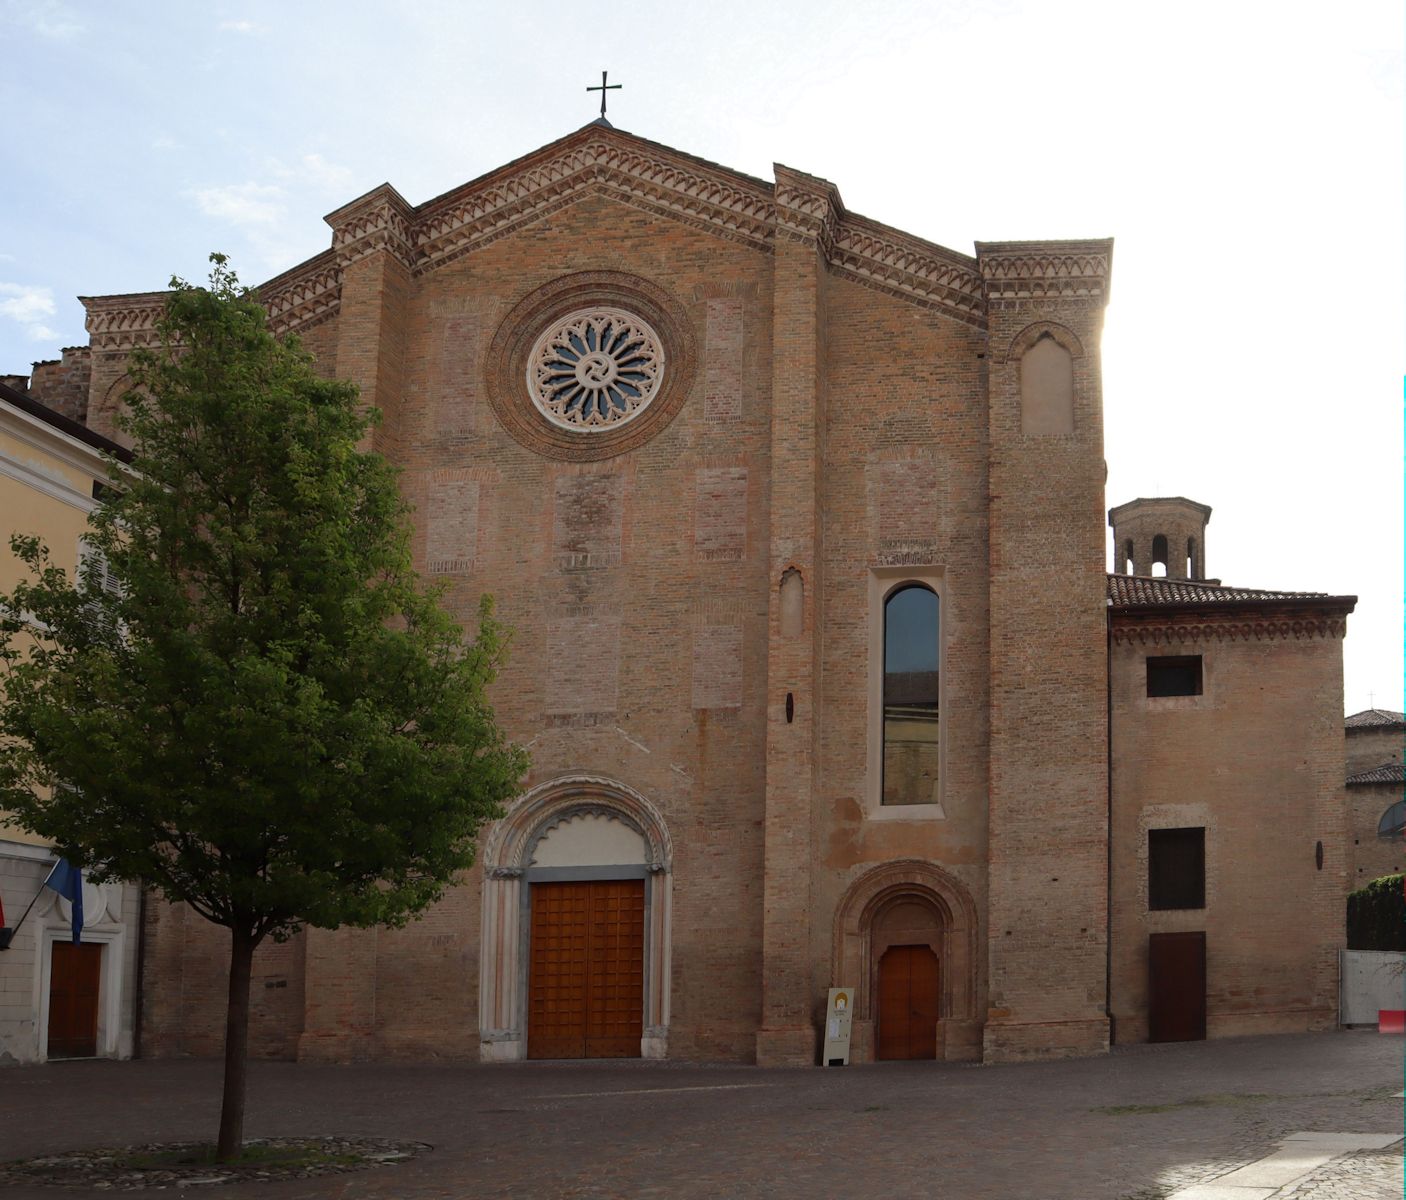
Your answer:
[48,942,102,1059]
[877,943,940,1060]
[527,880,644,1059]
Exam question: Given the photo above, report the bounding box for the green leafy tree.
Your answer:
[0,256,527,1160]
[1347,873,1406,951]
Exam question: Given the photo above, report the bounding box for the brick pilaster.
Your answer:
[324,185,416,457]
[754,167,838,1066]
[978,240,1115,1061]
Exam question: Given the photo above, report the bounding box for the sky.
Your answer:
[1,0,1401,714]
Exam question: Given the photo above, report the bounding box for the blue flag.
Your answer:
[43,859,83,944]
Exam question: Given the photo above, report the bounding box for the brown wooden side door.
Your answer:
[528,880,644,1059]
[876,944,940,1060]
[47,942,102,1058]
[1148,931,1207,1042]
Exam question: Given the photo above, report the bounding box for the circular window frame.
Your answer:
[526,306,665,433]
[486,272,697,462]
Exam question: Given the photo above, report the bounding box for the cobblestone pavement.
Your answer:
[0,1031,1401,1199]
[1275,1147,1403,1199]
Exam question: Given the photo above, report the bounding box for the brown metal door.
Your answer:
[1148,931,1207,1042]
[47,942,102,1058]
[528,880,644,1059]
[876,944,940,1060]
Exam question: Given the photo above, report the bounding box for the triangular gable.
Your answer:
[84,125,1112,349]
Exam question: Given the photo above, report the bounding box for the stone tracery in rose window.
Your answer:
[527,308,664,431]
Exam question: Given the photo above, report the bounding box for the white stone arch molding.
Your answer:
[477,773,674,1062]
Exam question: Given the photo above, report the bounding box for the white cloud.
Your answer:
[217,19,263,34]
[6,0,84,38]
[300,153,353,193]
[0,282,59,343]
[188,181,286,227]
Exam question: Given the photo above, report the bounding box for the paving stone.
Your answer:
[0,1031,1400,1199]
[1273,1147,1404,1199]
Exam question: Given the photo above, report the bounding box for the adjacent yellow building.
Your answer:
[0,379,139,1063]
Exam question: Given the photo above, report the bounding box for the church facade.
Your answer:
[33,123,1355,1065]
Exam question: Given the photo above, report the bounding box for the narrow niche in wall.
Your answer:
[1019,333,1074,435]
[780,567,803,639]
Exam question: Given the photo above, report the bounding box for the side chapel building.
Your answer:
[6,122,1359,1065]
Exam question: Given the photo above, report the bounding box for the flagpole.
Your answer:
[0,859,59,950]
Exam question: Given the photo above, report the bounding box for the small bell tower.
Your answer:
[1109,496,1211,579]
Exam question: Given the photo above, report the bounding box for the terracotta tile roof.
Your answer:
[1347,761,1406,785]
[1107,574,1355,609]
[1346,708,1406,730]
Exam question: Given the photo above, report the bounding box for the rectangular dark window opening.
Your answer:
[1148,827,1206,910]
[1146,655,1203,698]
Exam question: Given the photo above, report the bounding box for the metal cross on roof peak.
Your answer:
[587,70,621,119]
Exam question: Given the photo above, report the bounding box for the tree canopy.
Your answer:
[0,255,527,1155]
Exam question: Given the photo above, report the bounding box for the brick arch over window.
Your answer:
[1004,319,1085,363]
[477,773,674,1062]
[831,859,980,1061]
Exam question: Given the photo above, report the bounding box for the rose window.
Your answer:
[527,308,664,431]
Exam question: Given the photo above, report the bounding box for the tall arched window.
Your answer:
[883,584,940,806]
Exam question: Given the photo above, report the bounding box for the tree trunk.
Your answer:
[216,925,256,1161]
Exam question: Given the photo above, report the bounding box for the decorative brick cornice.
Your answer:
[975,240,1114,302]
[1111,611,1350,646]
[83,256,344,350]
[831,217,984,326]
[417,134,778,267]
[415,129,989,325]
[81,131,1114,349]
[81,294,167,352]
[325,183,416,271]
[259,252,342,335]
[773,165,842,255]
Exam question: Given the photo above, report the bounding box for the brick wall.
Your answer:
[26,347,92,423]
[1347,727,1403,776]
[1349,783,1405,886]
[77,132,1133,1067]
[1109,625,1349,1040]
[979,247,1113,1062]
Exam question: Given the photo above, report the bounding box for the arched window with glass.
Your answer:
[1377,801,1406,840]
[882,583,940,806]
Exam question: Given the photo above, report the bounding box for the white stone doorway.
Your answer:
[478,774,673,1062]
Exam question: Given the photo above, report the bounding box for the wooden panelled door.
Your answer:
[528,880,644,1059]
[876,944,940,1060]
[1148,931,1207,1042]
[48,942,102,1058]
